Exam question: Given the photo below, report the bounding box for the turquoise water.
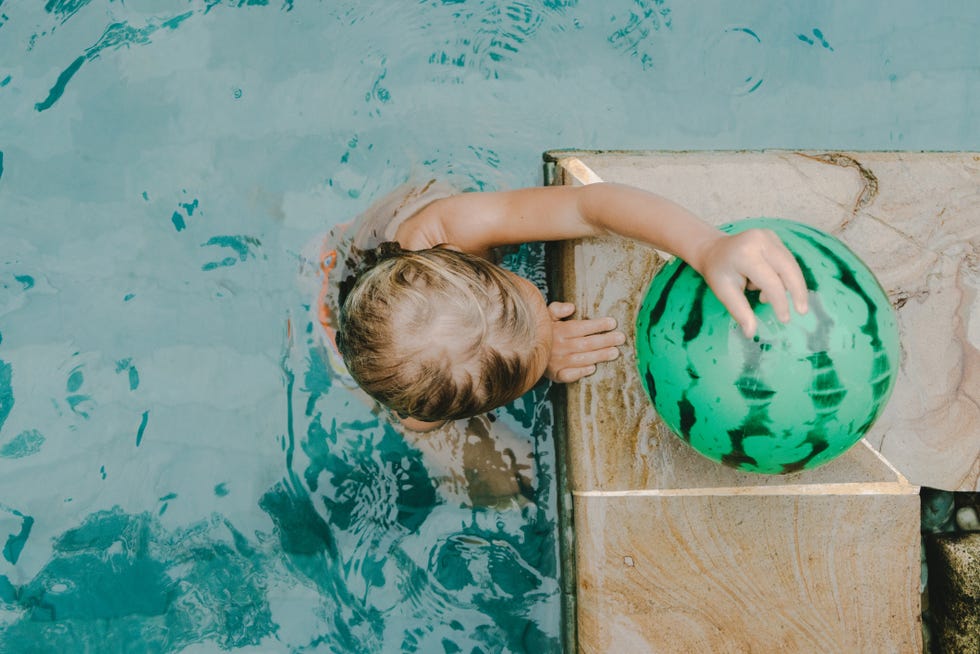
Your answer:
[0,1,977,652]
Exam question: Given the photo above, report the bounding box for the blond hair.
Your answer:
[336,244,541,422]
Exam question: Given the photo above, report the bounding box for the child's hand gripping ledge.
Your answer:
[544,302,625,383]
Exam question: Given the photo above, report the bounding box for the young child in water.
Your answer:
[317,180,808,432]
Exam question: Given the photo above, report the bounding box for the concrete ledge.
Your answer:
[577,493,921,653]
[542,150,966,652]
[546,149,979,493]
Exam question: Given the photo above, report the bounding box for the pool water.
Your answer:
[0,1,976,652]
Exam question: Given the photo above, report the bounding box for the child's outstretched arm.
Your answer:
[395,182,809,378]
[577,184,810,337]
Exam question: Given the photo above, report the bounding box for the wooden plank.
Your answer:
[574,493,922,654]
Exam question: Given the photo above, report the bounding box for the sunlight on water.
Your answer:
[0,0,977,651]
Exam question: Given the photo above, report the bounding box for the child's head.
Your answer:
[336,244,553,422]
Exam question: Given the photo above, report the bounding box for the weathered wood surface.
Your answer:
[547,151,928,653]
[550,150,979,492]
[575,493,922,654]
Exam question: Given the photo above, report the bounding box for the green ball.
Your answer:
[635,218,900,475]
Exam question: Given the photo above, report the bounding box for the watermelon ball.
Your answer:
[635,218,900,475]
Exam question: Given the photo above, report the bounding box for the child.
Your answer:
[318,180,809,432]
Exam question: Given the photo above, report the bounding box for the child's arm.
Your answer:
[396,182,808,339]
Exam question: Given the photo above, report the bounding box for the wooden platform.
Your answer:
[542,150,980,653]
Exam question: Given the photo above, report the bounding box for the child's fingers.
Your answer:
[712,283,758,339]
[547,304,622,338]
[703,228,809,338]
[768,246,809,315]
[750,266,793,323]
[751,230,808,316]
[551,364,597,383]
[556,345,622,369]
[547,327,624,378]
[554,316,619,337]
[561,331,626,354]
[547,302,576,320]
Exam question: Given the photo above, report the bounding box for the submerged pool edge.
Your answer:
[543,155,579,654]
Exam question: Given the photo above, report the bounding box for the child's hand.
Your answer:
[697,229,809,339]
[545,302,626,383]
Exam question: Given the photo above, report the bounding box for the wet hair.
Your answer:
[336,242,542,422]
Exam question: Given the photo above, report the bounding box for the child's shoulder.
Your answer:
[298,179,459,374]
[307,178,458,285]
[367,178,459,244]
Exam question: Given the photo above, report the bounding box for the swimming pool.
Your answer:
[0,1,977,652]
